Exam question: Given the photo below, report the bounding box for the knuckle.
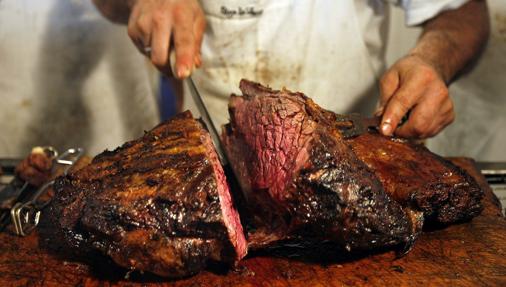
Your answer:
[151,11,167,27]
[136,19,150,35]
[436,84,449,98]
[172,4,189,22]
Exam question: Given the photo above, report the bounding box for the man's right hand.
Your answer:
[127,0,206,79]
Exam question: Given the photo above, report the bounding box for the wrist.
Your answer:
[407,51,449,84]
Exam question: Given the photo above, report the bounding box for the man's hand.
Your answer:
[127,0,205,78]
[377,54,454,139]
[377,0,489,139]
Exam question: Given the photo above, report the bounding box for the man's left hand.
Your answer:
[377,54,455,139]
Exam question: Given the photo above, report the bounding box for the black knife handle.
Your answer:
[0,158,22,174]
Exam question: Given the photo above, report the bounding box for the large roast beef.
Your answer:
[47,111,247,278]
[222,79,483,249]
[46,79,483,278]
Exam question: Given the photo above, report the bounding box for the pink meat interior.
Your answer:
[228,93,315,202]
[201,131,248,260]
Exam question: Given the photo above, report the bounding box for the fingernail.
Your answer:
[178,66,191,79]
[381,120,393,136]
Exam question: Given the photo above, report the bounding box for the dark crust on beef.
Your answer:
[224,80,415,250]
[347,132,483,223]
[291,131,413,250]
[46,111,246,278]
[223,79,483,251]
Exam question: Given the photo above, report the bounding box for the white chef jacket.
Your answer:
[0,0,469,158]
[0,0,159,157]
[185,0,470,129]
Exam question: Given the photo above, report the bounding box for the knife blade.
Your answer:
[186,77,228,165]
[169,51,228,165]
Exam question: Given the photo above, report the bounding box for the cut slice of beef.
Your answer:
[222,79,483,250]
[46,111,247,278]
[223,80,416,250]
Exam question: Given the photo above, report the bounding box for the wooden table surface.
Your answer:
[0,158,505,287]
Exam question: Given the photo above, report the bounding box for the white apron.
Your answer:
[0,0,160,157]
[184,0,389,128]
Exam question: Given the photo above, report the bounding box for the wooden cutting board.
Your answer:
[0,158,505,287]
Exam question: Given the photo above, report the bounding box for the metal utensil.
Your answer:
[336,111,410,139]
[335,114,381,138]
[0,147,58,231]
[169,51,227,164]
[11,147,84,236]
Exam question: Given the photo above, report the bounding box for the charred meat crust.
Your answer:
[347,132,483,224]
[223,79,483,251]
[46,111,246,278]
[292,131,413,250]
[224,80,416,250]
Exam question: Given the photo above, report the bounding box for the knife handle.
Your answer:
[0,159,21,174]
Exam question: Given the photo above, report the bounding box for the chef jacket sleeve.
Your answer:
[396,0,470,26]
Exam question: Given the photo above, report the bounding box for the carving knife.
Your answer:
[169,52,228,165]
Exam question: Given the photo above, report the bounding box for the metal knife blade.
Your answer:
[169,51,228,165]
[186,76,228,165]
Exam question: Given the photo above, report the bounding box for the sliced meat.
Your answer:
[223,80,416,250]
[46,111,247,278]
[222,79,483,250]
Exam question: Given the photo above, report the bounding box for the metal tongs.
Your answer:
[10,147,84,236]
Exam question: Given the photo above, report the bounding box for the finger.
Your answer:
[377,69,400,114]
[150,12,172,69]
[173,8,196,78]
[426,99,455,137]
[127,4,142,40]
[380,78,424,136]
[136,14,153,47]
[420,86,454,138]
[128,12,153,57]
[193,10,206,67]
[394,86,450,138]
[394,102,436,139]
